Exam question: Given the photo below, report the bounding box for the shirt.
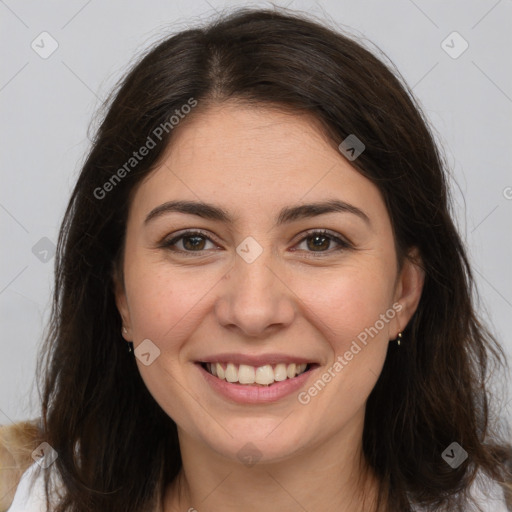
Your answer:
[6,462,509,511]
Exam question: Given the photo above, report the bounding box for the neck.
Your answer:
[163,411,380,512]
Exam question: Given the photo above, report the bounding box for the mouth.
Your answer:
[197,361,319,387]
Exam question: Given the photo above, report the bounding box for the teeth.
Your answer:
[255,364,274,385]
[286,363,297,379]
[238,364,255,384]
[225,363,238,383]
[204,362,310,385]
[274,363,288,381]
[215,363,225,380]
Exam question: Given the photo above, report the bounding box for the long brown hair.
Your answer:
[29,7,511,511]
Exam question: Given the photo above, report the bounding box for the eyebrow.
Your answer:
[144,199,371,227]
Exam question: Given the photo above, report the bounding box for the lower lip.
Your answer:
[196,363,318,404]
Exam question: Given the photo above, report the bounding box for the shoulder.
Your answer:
[470,470,511,512]
[8,469,510,512]
[4,462,50,512]
[0,420,44,512]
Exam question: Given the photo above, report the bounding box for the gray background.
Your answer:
[1,0,511,432]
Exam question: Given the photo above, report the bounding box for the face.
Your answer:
[115,102,423,465]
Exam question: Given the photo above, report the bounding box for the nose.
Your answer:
[214,246,296,338]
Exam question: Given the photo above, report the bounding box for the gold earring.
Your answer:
[396,331,402,346]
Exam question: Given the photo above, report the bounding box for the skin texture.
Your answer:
[114,103,424,512]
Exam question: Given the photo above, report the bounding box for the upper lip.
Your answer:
[196,353,318,367]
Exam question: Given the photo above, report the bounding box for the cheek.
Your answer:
[122,259,216,425]
[124,256,222,343]
[294,264,396,348]
[293,271,394,430]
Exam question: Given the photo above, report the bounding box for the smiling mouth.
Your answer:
[199,362,318,386]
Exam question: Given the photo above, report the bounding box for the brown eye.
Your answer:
[162,230,217,254]
[306,234,331,251]
[295,230,351,254]
[181,234,207,251]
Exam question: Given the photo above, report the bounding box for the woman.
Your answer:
[2,7,511,512]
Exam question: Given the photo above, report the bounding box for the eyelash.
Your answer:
[160,229,352,257]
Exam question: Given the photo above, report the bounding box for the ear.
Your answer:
[112,261,132,341]
[392,247,425,336]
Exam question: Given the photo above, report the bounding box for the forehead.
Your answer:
[130,103,386,224]
[153,103,338,181]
